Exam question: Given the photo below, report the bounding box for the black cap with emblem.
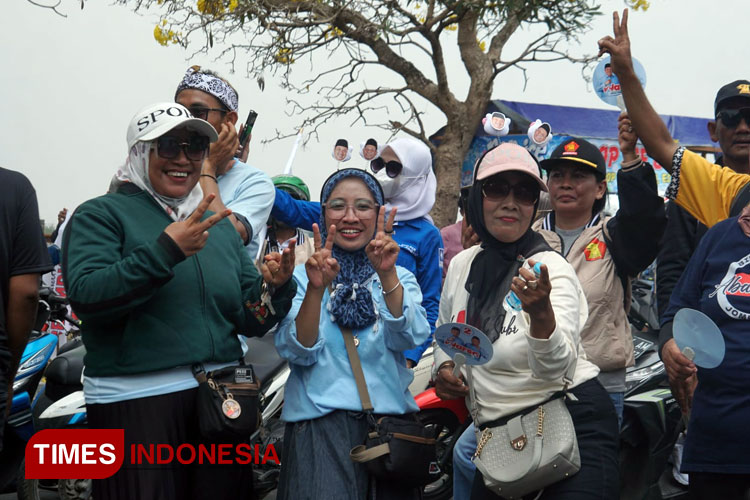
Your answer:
[540,137,607,179]
[714,80,750,115]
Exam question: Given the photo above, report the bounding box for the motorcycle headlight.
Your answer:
[15,343,55,380]
[625,361,666,392]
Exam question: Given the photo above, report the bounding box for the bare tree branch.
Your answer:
[26,0,68,17]
[113,0,604,227]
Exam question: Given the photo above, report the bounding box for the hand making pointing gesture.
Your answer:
[306,223,341,291]
[164,193,231,257]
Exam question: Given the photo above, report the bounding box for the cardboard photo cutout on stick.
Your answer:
[359,138,380,161]
[332,138,352,162]
[528,119,552,145]
[482,112,511,137]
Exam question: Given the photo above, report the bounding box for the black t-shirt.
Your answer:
[0,167,52,380]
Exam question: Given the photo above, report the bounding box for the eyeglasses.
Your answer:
[324,199,378,220]
[482,179,539,205]
[154,136,210,161]
[188,106,228,121]
[717,107,750,128]
[370,158,404,178]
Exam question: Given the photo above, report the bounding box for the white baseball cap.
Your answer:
[126,102,218,150]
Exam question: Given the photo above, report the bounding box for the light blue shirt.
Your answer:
[218,159,275,260]
[275,265,431,422]
[83,340,248,404]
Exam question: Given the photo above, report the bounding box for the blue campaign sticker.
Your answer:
[593,56,646,108]
[435,322,493,365]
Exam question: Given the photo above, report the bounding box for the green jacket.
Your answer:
[62,184,295,377]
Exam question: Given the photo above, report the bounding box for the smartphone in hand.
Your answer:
[238,110,258,146]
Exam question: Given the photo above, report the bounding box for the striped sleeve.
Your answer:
[666,148,750,227]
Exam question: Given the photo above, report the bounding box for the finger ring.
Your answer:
[522,285,528,292]
[384,229,394,234]
[628,127,633,132]
[527,280,538,290]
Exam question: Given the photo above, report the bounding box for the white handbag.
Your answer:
[468,362,581,499]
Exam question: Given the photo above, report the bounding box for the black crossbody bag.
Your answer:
[191,361,261,440]
[342,327,441,487]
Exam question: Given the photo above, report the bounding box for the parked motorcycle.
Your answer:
[620,328,688,500]
[18,333,292,500]
[0,288,70,495]
[415,387,470,500]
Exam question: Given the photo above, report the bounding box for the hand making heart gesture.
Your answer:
[305,223,341,291]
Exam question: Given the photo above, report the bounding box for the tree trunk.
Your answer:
[431,88,491,229]
[431,129,474,229]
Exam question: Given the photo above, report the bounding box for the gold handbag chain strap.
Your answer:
[473,428,493,459]
[537,406,545,437]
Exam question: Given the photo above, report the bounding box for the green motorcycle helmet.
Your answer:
[273,174,310,201]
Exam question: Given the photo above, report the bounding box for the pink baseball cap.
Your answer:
[474,143,547,192]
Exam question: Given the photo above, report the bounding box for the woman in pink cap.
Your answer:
[433,143,619,499]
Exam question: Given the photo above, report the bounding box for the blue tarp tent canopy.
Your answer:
[430,100,717,197]
[430,99,716,149]
[489,100,715,147]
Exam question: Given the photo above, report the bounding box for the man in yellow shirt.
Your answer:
[597,10,750,228]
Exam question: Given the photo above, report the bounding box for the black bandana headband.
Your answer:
[175,65,238,112]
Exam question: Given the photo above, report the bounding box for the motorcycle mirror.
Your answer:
[673,308,725,369]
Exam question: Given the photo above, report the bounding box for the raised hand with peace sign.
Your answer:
[365,206,399,274]
[597,9,633,79]
[164,193,231,257]
[366,206,404,318]
[261,239,297,289]
[305,223,341,291]
[295,223,341,347]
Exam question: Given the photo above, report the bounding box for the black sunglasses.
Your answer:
[370,158,403,178]
[482,179,539,205]
[188,106,228,121]
[717,107,750,128]
[155,136,209,161]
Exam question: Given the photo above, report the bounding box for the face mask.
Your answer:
[374,168,402,200]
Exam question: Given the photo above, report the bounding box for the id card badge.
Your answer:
[234,366,255,384]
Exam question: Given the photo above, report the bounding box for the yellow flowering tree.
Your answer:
[111,0,645,227]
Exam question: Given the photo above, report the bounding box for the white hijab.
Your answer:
[113,141,203,222]
[378,137,437,222]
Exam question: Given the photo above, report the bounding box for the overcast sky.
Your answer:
[2,0,748,225]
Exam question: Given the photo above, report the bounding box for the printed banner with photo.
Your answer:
[461,134,672,196]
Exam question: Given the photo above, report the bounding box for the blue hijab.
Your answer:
[319,169,385,330]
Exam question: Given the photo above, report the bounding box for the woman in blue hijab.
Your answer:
[274,168,431,499]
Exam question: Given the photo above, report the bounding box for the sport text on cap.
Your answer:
[126,102,218,150]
